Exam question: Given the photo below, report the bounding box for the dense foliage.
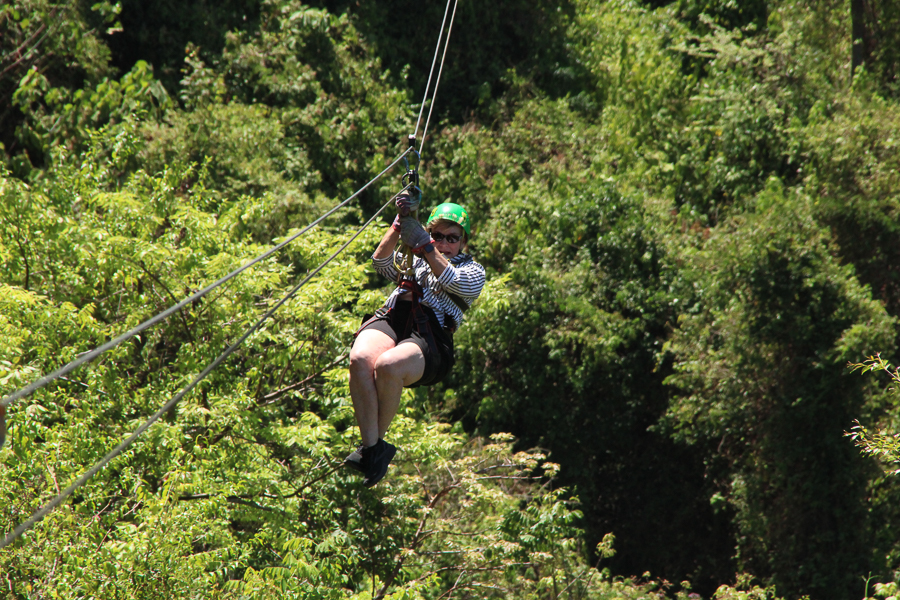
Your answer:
[3,0,900,599]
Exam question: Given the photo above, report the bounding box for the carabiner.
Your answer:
[402,159,420,190]
[402,133,421,189]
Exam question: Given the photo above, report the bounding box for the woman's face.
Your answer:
[429,221,465,258]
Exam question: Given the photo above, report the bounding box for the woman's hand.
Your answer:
[396,192,420,216]
[399,217,432,251]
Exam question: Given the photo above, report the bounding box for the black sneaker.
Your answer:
[362,439,397,487]
[344,444,366,473]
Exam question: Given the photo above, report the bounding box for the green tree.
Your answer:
[105,0,261,93]
[308,0,585,124]
[848,356,900,473]
[0,0,121,173]
[663,181,897,598]
[801,89,900,320]
[139,0,413,236]
[850,0,900,94]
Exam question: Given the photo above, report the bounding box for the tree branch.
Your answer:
[258,353,347,403]
[178,493,291,517]
[119,255,195,343]
[0,22,47,78]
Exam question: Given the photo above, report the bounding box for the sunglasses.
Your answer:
[431,231,462,244]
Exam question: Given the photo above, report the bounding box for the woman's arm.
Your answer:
[373,219,402,260]
[421,246,450,278]
[371,218,403,281]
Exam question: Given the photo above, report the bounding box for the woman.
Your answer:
[345,197,486,486]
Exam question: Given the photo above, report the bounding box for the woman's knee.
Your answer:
[349,345,378,376]
[373,353,399,380]
[350,331,396,375]
[374,345,424,384]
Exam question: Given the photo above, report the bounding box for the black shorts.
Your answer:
[355,300,454,388]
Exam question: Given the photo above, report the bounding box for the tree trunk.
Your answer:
[851,0,876,79]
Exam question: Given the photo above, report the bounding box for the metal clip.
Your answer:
[402,135,421,190]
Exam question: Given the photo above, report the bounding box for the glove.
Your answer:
[399,216,432,252]
[391,215,402,232]
[396,191,420,217]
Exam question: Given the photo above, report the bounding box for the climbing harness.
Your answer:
[398,278,440,361]
[388,133,443,357]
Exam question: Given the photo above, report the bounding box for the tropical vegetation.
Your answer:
[2,1,900,598]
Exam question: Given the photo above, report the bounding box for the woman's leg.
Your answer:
[373,342,425,439]
[349,329,396,446]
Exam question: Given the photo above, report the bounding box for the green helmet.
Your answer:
[426,202,471,237]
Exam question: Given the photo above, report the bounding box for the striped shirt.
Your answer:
[372,251,486,329]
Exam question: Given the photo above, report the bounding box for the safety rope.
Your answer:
[0,148,413,413]
[0,190,405,550]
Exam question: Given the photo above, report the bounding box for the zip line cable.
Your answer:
[0,147,413,414]
[419,0,459,158]
[412,0,454,142]
[0,191,404,550]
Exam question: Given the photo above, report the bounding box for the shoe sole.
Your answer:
[344,458,365,473]
[344,449,365,473]
[363,443,397,487]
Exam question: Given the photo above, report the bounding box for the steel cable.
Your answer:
[413,0,454,143]
[418,0,460,157]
